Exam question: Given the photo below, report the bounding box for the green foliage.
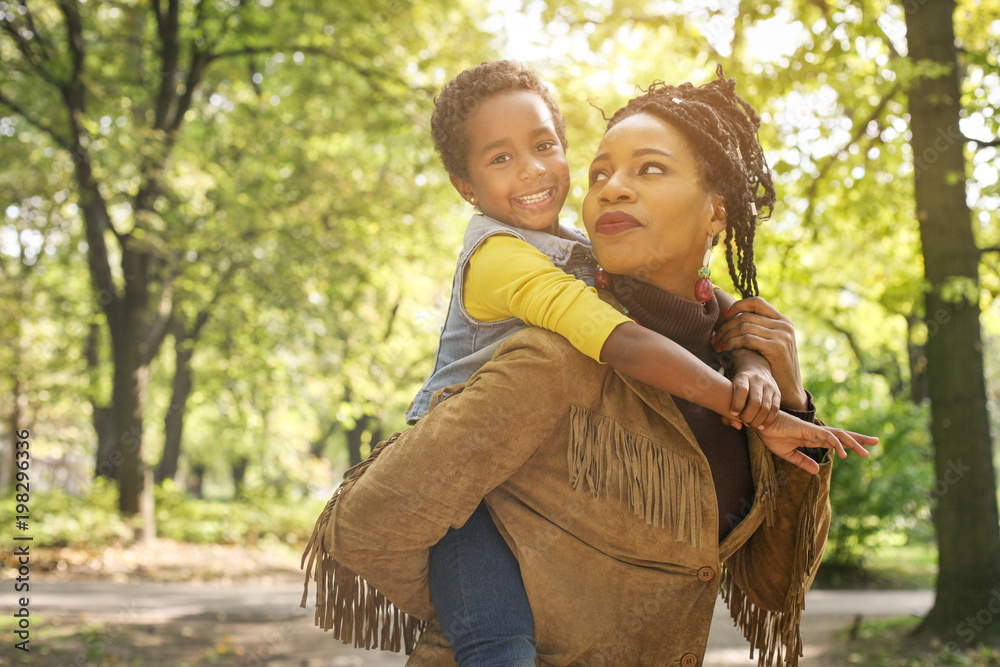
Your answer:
[523,0,998,575]
[0,477,130,547]
[2,0,998,588]
[0,477,324,548]
[1,0,494,498]
[153,480,325,546]
[839,616,1000,665]
[804,347,934,567]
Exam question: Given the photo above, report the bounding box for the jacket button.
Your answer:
[681,653,699,667]
[697,566,715,582]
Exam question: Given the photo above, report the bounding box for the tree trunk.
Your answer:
[905,0,1000,644]
[158,317,194,483]
[346,416,370,468]
[369,423,384,451]
[75,142,156,515]
[309,419,339,459]
[905,314,929,403]
[232,457,249,499]
[188,464,206,499]
[87,321,116,479]
[108,320,149,515]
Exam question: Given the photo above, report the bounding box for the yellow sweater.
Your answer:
[463,234,632,362]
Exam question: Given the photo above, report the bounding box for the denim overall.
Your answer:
[407,213,598,424]
[413,214,597,666]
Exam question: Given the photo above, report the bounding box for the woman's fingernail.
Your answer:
[724,307,731,316]
[710,332,717,343]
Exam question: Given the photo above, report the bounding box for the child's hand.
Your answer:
[730,367,781,431]
[759,412,878,474]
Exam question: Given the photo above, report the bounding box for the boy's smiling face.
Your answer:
[451,91,570,234]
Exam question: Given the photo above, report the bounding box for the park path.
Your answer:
[5,581,933,665]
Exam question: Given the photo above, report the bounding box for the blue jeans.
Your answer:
[428,501,537,667]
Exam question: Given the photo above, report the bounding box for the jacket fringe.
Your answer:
[757,440,780,529]
[299,433,426,654]
[719,473,822,667]
[568,405,703,548]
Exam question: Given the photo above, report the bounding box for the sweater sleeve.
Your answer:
[464,234,631,362]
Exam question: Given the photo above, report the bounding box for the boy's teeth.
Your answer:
[516,189,550,205]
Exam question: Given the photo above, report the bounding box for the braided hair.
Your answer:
[431,60,568,181]
[606,65,775,298]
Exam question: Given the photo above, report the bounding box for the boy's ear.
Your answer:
[709,193,727,237]
[450,175,476,205]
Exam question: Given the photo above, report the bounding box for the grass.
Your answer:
[0,612,251,666]
[860,543,937,588]
[817,543,937,590]
[0,477,328,550]
[836,617,1000,666]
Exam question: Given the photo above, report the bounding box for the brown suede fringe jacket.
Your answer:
[301,327,833,667]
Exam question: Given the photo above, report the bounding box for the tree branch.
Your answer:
[964,134,1000,149]
[824,317,905,396]
[169,47,210,133]
[54,0,89,140]
[189,260,242,340]
[872,10,902,58]
[19,2,55,63]
[0,10,61,87]
[206,44,436,100]
[802,83,902,231]
[152,0,182,130]
[206,44,331,62]
[57,0,86,84]
[0,88,72,150]
[141,271,175,366]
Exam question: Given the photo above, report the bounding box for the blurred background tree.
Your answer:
[2,0,998,648]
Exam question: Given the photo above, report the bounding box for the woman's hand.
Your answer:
[760,412,877,474]
[714,297,808,412]
[728,352,781,430]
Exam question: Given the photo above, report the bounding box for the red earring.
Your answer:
[695,244,713,303]
[595,267,611,289]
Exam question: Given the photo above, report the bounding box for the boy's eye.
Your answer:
[588,170,608,186]
[537,140,556,151]
[490,154,511,165]
[639,162,667,175]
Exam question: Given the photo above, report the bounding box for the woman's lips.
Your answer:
[594,211,641,234]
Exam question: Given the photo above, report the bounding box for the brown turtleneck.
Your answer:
[612,275,755,540]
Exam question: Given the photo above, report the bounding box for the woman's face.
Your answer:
[583,113,727,298]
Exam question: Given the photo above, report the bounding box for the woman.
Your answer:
[301,69,875,666]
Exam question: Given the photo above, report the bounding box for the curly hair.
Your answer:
[606,65,776,298]
[431,60,568,180]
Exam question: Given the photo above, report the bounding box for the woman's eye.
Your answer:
[639,162,667,175]
[588,171,608,186]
